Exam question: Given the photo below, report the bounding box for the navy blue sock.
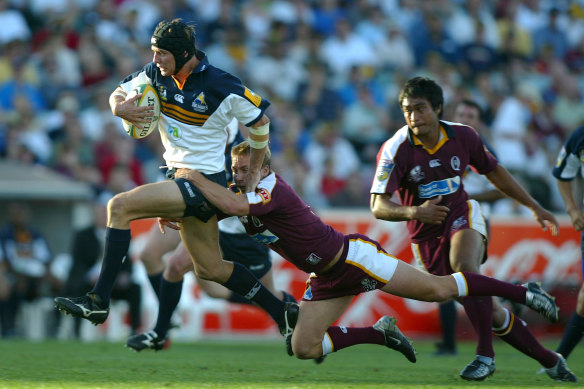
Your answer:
[228,292,253,305]
[557,312,584,359]
[439,300,457,350]
[223,262,285,324]
[91,228,131,306]
[153,278,183,339]
[148,272,163,300]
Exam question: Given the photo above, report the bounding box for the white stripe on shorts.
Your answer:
[346,238,399,283]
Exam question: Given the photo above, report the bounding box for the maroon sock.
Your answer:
[461,296,495,358]
[495,311,558,368]
[326,326,385,352]
[462,271,526,303]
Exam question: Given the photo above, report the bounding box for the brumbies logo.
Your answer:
[157,85,167,101]
[257,188,271,203]
[192,92,208,112]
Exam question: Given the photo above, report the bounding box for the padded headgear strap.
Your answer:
[151,20,196,74]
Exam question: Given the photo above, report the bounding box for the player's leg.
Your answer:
[55,181,187,324]
[557,283,584,359]
[291,297,415,363]
[127,241,193,351]
[449,228,496,380]
[556,233,584,361]
[491,298,577,382]
[435,300,457,355]
[138,223,181,299]
[217,229,296,304]
[179,215,297,337]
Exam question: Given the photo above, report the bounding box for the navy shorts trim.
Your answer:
[174,172,227,222]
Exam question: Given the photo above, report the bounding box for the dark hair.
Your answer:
[457,99,484,123]
[151,19,197,72]
[399,77,444,118]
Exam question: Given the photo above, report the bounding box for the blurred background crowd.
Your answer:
[1,0,584,338]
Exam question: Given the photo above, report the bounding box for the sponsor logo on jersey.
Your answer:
[157,85,167,101]
[418,176,460,198]
[450,156,461,171]
[258,188,271,203]
[361,278,378,292]
[408,166,425,183]
[192,92,208,112]
[451,215,467,231]
[174,93,184,103]
[244,87,262,107]
[375,159,394,181]
[305,253,322,265]
[167,125,181,140]
[429,159,441,167]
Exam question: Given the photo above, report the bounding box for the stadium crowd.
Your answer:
[1,0,584,338]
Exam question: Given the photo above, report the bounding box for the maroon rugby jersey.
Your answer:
[371,121,498,241]
[234,172,345,274]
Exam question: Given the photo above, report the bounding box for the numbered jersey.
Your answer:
[118,52,270,174]
[228,172,345,274]
[371,121,498,241]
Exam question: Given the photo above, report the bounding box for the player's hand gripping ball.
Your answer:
[122,84,160,139]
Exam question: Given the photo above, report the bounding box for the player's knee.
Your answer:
[107,193,132,222]
[164,257,191,282]
[193,265,221,283]
[291,334,322,359]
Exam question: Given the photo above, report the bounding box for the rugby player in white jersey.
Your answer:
[55,19,298,341]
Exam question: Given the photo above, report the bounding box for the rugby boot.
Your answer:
[54,293,109,325]
[373,315,417,363]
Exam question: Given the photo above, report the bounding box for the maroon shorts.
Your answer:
[411,199,487,276]
[301,233,399,301]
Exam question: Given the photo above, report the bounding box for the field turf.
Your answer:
[1,338,581,388]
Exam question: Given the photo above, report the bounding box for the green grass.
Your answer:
[0,339,581,388]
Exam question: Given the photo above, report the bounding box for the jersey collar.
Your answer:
[408,121,455,154]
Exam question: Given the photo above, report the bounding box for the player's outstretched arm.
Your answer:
[486,164,559,235]
[176,169,250,216]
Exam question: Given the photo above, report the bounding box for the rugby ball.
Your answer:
[122,84,161,139]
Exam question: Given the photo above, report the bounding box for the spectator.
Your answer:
[0,202,57,338]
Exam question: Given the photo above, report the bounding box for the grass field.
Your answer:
[1,338,581,388]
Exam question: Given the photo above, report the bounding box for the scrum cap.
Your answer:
[151,19,196,73]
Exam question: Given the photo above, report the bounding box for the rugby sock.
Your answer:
[322,326,385,354]
[223,262,285,323]
[438,300,457,351]
[556,312,584,359]
[494,308,557,368]
[454,272,525,303]
[461,296,495,358]
[282,291,298,304]
[228,292,253,305]
[147,271,163,300]
[91,228,131,306]
[153,277,183,339]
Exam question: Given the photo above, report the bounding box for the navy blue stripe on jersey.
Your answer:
[119,56,270,127]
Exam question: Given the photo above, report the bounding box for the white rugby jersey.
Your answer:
[118,52,270,174]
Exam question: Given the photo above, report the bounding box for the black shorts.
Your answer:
[219,231,272,279]
[173,172,227,222]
